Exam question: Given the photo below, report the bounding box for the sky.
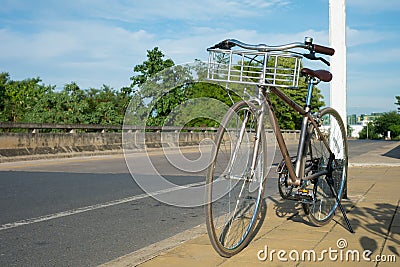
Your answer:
[1,0,399,115]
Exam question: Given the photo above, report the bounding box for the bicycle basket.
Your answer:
[207,49,302,88]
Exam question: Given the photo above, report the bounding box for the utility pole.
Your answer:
[329,0,347,124]
[329,0,348,198]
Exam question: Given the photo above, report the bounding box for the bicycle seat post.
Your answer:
[293,76,316,179]
[305,76,320,108]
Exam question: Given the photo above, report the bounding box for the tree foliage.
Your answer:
[359,110,400,140]
[0,73,128,126]
[374,111,400,139]
[128,47,174,94]
[128,56,240,127]
[358,122,379,140]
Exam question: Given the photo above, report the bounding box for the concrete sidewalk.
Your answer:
[102,143,400,267]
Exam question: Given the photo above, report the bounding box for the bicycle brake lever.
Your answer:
[319,57,330,66]
[303,53,330,66]
[303,53,316,60]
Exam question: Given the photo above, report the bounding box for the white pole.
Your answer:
[329,0,347,199]
[329,0,347,128]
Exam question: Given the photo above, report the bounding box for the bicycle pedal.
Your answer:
[294,188,314,201]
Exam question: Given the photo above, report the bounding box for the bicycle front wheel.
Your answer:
[205,100,266,257]
[303,107,348,226]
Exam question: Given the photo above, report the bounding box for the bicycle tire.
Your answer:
[302,107,348,226]
[205,100,266,257]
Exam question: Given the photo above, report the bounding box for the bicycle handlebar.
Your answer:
[208,37,335,56]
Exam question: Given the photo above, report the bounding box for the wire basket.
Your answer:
[207,49,302,88]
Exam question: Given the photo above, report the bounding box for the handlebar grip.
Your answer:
[313,44,335,56]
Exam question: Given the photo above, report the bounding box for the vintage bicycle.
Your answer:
[204,37,353,257]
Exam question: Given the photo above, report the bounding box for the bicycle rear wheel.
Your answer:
[205,100,266,257]
[303,107,348,226]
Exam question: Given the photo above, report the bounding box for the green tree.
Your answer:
[129,47,174,92]
[389,124,400,139]
[85,85,126,125]
[374,111,400,139]
[130,58,241,127]
[24,86,58,123]
[126,47,179,126]
[358,122,379,139]
[169,82,241,128]
[347,124,353,138]
[395,95,400,113]
[1,72,130,126]
[0,75,50,122]
[358,111,400,140]
[26,82,87,124]
[0,72,10,121]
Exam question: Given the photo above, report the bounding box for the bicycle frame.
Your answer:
[258,81,334,187]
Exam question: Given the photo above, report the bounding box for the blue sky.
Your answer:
[1,0,399,115]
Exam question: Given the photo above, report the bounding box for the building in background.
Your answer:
[347,114,357,125]
[347,112,383,138]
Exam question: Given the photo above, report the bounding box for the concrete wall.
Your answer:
[0,132,123,157]
[0,131,299,160]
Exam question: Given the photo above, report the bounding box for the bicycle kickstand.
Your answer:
[327,177,354,233]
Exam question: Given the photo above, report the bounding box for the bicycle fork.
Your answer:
[224,102,264,184]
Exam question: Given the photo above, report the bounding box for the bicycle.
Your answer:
[204,37,353,257]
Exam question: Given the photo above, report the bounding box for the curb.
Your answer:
[349,162,400,167]
[99,224,208,267]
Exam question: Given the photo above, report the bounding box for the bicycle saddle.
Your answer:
[301,68,332,82]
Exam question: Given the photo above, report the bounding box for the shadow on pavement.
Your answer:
[383,145,400,159]
[347,201,399,255]
[267,195,312,225]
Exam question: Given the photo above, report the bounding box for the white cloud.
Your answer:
[348,48,400,64]
[0,20,157,89]
[242,0,290,9]
[346,27,394,47]
[0,29,81,61]
[76,0,291,23]
[0,22,154,61]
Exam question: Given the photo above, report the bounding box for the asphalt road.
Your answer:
[0,140,396,266]
[0,151,211,266]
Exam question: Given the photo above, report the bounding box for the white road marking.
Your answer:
[0,181,205,231]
